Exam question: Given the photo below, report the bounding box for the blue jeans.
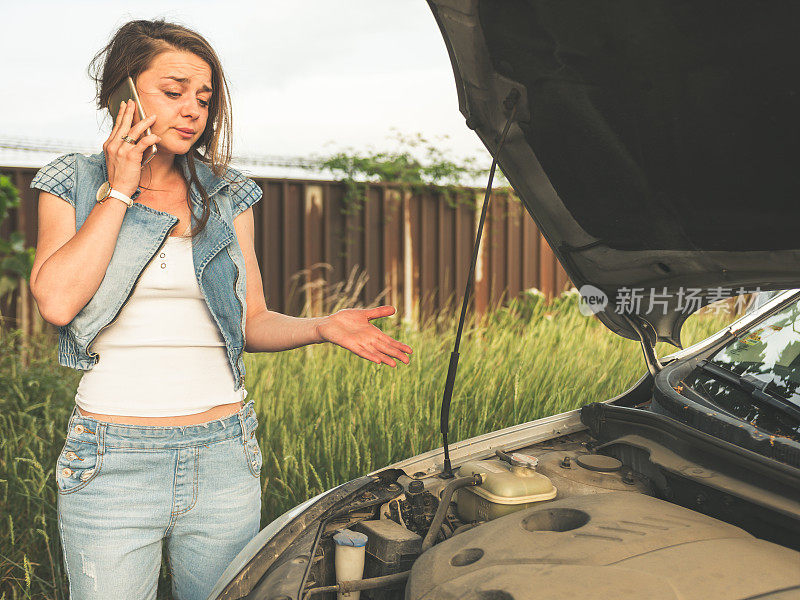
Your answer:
[56,399,263,599]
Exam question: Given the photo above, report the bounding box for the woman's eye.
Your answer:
[164,90,208,108]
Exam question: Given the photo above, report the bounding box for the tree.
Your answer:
[0,174,35,321]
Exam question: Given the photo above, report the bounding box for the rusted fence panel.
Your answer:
[1,165,572,337]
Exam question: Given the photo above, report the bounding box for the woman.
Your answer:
[29,19,412,600]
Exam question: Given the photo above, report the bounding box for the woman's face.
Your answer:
[133,50,213,156]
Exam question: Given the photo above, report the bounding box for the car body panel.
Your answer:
[426,0,800,345]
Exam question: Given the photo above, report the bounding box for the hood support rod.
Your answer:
[624,314,663,376]
[439,90,520,479]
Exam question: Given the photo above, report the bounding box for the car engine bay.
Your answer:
[235,414,800,600]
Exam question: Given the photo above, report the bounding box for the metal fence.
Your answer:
[1,165,572,337]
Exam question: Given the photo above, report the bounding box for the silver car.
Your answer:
[208,2,800,598]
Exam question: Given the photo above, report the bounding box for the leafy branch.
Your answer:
[0,175,35,318]
[311,131,509,214]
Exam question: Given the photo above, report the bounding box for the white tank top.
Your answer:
[75,229,248,416]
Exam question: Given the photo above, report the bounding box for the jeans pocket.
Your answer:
[56,435,103,494]
[242,414,262,478]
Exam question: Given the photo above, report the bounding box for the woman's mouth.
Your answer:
[174,128,195,138]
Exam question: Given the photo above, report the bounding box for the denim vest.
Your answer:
[30,152,263,392]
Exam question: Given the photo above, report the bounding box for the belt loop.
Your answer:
[68,404,78,430]
[97,423,106,455]
[236,410,247,443]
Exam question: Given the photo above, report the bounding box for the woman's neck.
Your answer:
[138,149,184,189]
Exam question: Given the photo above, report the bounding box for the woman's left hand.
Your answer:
[316,305,412,367]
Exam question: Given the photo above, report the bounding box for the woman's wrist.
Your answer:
[313,315,330,345]
[109,180,138,199]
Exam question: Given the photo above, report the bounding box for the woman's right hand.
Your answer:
[102,100,161,198]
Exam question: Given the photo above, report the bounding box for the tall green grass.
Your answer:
[0,293,734,599]
[1,325,84,600]
[247,291,734,512]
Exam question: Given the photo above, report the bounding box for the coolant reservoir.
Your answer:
[456,454,557,521]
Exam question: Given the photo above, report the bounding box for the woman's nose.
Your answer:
[180,99,201,119]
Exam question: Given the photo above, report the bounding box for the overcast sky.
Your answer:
[1,0,491,178]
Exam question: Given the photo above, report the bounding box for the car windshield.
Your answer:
[683,297,800,440]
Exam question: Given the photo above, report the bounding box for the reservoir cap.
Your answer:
[509,453,539,469]
[576,454,623,472]
[333,529,368,547]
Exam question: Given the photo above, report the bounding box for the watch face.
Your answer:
[96,181,111,203]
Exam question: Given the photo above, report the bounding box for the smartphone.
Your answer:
[107,76,157,167]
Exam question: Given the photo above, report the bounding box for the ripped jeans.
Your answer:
[55,399,263,600]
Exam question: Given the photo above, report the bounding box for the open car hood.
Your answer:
[427,0,800,346]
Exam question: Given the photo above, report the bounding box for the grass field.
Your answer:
[0,290,737,599]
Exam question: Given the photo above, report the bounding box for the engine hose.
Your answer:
[303,570,411,598]
[421,474,482,553]
[440,521,453,539]
[452,522,479,536]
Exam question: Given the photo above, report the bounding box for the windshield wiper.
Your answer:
[697,359,800,422]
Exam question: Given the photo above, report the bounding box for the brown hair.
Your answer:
[88,19,234,237]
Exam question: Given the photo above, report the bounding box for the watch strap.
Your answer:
[107,188,133,208]
[96,181,133,208]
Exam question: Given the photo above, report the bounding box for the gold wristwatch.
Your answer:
[96,181,134,208]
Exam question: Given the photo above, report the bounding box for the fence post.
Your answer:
[474,190,489,317]
[303,184,324,315]
[383,188,402,317]
[402,189,416,325]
